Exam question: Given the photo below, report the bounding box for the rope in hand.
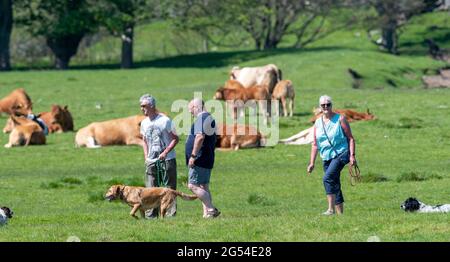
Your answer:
[348,162,361,186]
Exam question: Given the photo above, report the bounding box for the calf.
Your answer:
[75,115,146,148]
[214,82,270,121]
[0,88,33,116]
[272,80,295,117]
[216,124,265,151]
[4,115,46,148]
[39,105,74,133]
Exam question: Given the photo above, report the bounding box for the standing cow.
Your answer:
[229,64,281,117]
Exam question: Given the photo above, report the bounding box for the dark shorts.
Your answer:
[189,165,212,185]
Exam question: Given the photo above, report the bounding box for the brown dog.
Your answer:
[105,185,198,219]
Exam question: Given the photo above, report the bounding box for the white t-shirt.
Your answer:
[140,114,177,160]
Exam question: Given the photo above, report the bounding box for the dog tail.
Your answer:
[174,190,198,201]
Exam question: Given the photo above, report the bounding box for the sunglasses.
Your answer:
[320,103,332,108]
[140,104,148,108]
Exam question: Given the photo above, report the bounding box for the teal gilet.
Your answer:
[314,113,348,161]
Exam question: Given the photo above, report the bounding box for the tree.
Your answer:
[0,0,12,70]
[93,0,162,68]
[15,0,98,69]
[171,0,344,50]
[359,0,436,54]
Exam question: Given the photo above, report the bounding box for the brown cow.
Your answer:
[0,88,33,116]
[39,105,74,133]
[4,115,46,148]
[214,81,270,121]
[75,115,146,148]
[216,124,265,151]
[3,105,74,134]
[309,108,375,123]
[272,80,295,117]
[229,64,281,94]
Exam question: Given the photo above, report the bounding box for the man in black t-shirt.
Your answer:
[185,98,220,218]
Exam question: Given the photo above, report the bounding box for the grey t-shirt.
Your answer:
[140,114,176,160]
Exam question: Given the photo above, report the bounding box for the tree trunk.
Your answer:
[47,34,84,70]
[0,0,13,71]
[381,22,398,55]
[121,25,133,69]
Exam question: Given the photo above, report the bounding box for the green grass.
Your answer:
[0,12,449,242]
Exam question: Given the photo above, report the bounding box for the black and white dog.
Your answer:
[401,197,450,213]
[0,206,14,225]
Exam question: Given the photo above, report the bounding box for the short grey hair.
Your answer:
[319,95,332,105]
[139,94,156,107]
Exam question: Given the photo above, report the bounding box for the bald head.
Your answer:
[189,98,205,116]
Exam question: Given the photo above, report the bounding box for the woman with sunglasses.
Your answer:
[307,95,356,215]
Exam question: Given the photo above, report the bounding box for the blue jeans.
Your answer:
[322,150,349,205]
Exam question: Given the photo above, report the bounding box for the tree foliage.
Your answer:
[356,0,441,54]
[0,0,13,70]
[14,0,98,69]
[171,0,346,50]
[92,0,165,68]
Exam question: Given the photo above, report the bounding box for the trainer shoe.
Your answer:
[322,209,334,216]
[204,208,221,218]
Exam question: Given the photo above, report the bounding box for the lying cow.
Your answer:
[39,105,74,133]
[230,64,281,94]
[3,114,48,135]
[75,115,146,148]
[309,108,375,123]
[214,81,270,121]
[4,115,46,148]
[0,88,33,116]
[279,126,314,145]
[3,105,73,134]
[272,80,295,117]
[216,124,265,151]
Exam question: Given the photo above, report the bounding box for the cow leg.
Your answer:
[240,139,258,148]
[258,100,268,125]
[281,97,287,117]
[289,98,294,117]
[87,136,101,148]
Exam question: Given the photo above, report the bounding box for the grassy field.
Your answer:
[0,12,449,242]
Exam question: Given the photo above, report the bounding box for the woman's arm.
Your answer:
[340,116,356,165]
[307,126,318,174]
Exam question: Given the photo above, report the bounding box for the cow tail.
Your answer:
[277,69,282,81]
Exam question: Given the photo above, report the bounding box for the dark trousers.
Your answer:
[145,158,177,217]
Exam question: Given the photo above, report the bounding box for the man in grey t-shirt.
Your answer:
[139,94,179,218]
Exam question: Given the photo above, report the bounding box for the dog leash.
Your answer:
[348,163,362,186]
[155,159,168,187]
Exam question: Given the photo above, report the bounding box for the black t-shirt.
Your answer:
[185,112,216,169]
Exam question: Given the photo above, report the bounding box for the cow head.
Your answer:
[51,105,74,132]
[213,87,225,100]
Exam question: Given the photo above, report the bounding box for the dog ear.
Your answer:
[116,185,123,195]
